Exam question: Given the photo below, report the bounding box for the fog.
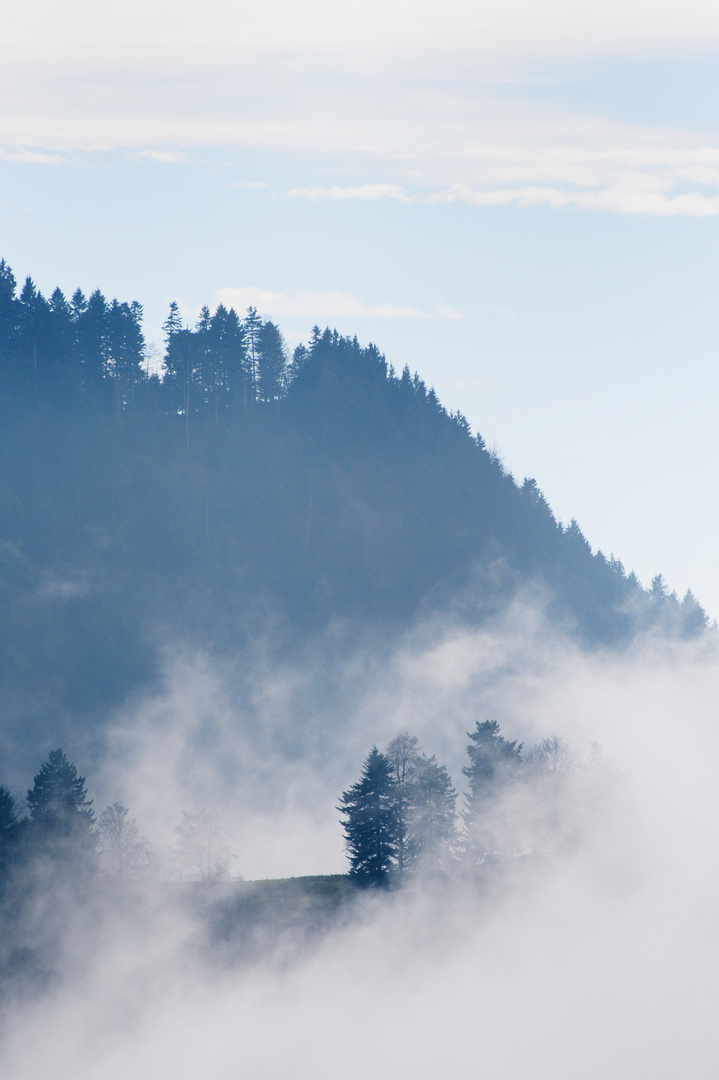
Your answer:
[2,607,719,1079]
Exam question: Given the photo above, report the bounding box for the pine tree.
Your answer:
[17,277,52,383]
[47,286,80,395]
[76,289,109,398]
[462,720,522,862]
[26,749,95,858]
[162,300,183,343]
[256,319,287,402]
[338,747,397,886]
[207,304,248,414]
[163,327,201,444]
[0,259,18,359]
[243,306,263,400]
[0,786,21,891]
[107,299,146,411]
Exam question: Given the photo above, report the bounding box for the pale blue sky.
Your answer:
[2,1,719,613]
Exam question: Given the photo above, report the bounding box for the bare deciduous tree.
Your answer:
[385,733,420,873]
[172,807,233,882]
[524,736,578,776]
[97,802,155,879]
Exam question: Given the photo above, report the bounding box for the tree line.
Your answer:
[340,722,624,886]
[0,257,482,440]
[0,258,296,415]
[0,723,623,899]
[0,750,235,895]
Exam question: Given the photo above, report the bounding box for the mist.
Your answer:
[1,605,717,1079]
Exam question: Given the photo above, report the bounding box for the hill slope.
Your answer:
[0,270,707,755]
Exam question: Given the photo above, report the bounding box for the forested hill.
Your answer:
[0,260,707,748]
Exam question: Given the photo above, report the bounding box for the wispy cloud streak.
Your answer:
[213,286,460,320]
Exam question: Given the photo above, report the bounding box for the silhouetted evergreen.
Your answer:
[0,787,22,894]
[339,747,397,886]
[26,749,96,871]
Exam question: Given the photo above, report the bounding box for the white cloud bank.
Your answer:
[4,78,719,218]
[2,0,719,220]
[4,0,719,67]
[3,611,719,1078]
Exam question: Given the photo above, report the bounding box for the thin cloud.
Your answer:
[289,174,719,218]
[0,147,63,164]
[432,185,719,217]
[212,286,460,320]
[2,47,719,223]
[131,149,188,164]
[287,184,411,202]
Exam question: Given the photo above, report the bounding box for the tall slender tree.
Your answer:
[243,306,263,400]
[462,720,522,862]
[385,732,419,875]
[107,299,146,412]
[76,289,109,398]
[257,319,287,402]
[0,259,18,359]
[339,747,397,886]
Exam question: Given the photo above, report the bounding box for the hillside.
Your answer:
[0,263,707,757]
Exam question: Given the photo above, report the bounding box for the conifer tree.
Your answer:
[47,287,78,390]
[0,786,21,892]
[0,259,18,357]
[339,747,397,886]
[162,300,183,342]
[207,304,248,413]
[257,319,287,402]
[26,749,95,860]
[76,289,109,397]
[243,306,263,400]
[462,721,522,862]
[107,299,145,411]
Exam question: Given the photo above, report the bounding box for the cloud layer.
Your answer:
[4,56,719,218]
[3,610,719,1078]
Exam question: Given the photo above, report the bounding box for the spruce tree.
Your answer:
[0,259,18,358]
[243,306,263,400]
[338,747,397,886]
[462,721,522,862]
[257,319,287,402]
[26,750,95,864]
[0,786,21,893]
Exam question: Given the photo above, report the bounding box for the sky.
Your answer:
[2,1,719,613]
